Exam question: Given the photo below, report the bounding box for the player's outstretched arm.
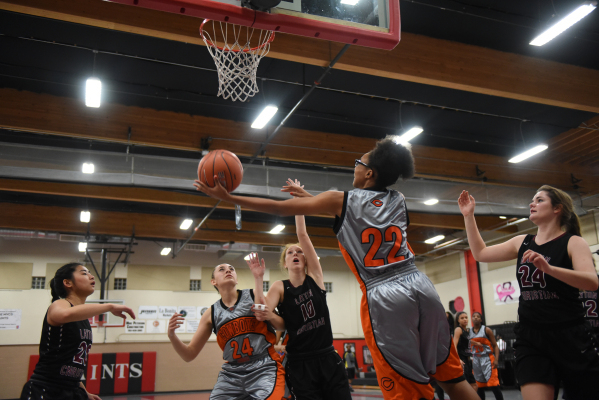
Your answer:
[458,190,524,262]
[47,301,135,326]
[194,177,343,217]
[247,252,266,304]
[295,214,325,290]
[167,307,213,362]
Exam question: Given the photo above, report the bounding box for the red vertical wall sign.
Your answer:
[464,250,483,316]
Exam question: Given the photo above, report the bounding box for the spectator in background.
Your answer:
[344,344,357,392]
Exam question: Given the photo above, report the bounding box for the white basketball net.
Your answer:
[200,20,275,102]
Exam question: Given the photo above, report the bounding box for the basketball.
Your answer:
[198,150,244,193]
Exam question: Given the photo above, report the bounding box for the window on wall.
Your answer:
[190,279,201,291]
[113,278,127,290]
[324,282,333,293]
[31,277,46,289]
[263,281,270,292]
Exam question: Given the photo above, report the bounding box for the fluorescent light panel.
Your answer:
[530,2,597,46]
[78,242,87,252]
[394,126,423,144]
[514,218,529,224]
[85,78,102,108]
[244,254,251,261]
[180,219,193,230]
[161,247,171,256]
[82,163,95,174]
[80,211,91,223]
[251,105,278,129]
[424,198,439,205]
[508,145,548,163]
[269,224,285,234]
[425,235,445,244]
[499,216,507,219]
[340,0,360,5]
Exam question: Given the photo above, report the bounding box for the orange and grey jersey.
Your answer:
[469,326,500,387]
[334,188,415,286]
[211,289,278,363]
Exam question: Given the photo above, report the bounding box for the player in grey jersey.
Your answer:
[167,262,286,399]
[195,136,479,400]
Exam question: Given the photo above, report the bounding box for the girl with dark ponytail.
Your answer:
[196,136,480,400]
[459,186,598,400]
[20,263,135,400]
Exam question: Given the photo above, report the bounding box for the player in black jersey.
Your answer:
[580,274,599,336]
[20,262,135,400]
[459,185,599,400]
[251,191,352,400]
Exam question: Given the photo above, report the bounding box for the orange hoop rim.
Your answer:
[200,19,275,53]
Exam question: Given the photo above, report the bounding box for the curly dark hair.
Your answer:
[367,137,415,188]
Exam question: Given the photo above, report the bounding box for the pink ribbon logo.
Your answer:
[496,282,515,302]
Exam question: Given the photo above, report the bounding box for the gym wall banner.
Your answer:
[27,352,156,395]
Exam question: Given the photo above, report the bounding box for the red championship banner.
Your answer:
[27,352,156,395]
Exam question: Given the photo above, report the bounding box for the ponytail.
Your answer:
[537,185,581,236]
[50,263,81,302]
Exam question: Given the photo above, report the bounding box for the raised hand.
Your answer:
[194,176,230,201]
[167,313,185,338]
[246,252,265,279]
[281,179,312,198]
[458,190,476,217]
[110,305,135,320]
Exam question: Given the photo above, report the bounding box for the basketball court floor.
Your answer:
[101,388,535,400]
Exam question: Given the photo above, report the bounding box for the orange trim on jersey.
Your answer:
[470,337,500,387]
[216,316,277,350]
[339,242,367,294]
[406,241,415,255]
[264,353,286,400]
[429,340,463,383]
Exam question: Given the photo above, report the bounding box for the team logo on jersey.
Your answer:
[371,199,383,207]
[381,377,394,391]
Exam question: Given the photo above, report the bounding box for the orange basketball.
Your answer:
[197,150,244,193]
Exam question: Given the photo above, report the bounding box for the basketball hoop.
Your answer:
[200,19,275,102]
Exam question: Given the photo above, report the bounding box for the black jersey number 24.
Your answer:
[361,226,405,267]
[518,265,547,288]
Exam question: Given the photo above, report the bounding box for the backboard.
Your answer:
[105,0,400,49]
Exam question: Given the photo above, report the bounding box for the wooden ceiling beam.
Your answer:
[2,0,598,112]
[0,177,517,233]
[0,202,434,253]
[1,89,597,194]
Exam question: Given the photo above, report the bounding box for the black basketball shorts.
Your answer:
[514,321,599,399]
[20,380,88,400]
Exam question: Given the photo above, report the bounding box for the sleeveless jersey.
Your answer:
[211,289,278,363]
[469,325,499,386]
[32,307,93,387]
[516,233,584,324]
[334,189,415,286]
[456,326,471,360]
[276,274,333,354]
[580,277,599,335]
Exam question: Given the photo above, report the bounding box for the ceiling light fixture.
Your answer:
[251,105,278,129]
[85,78,102,108]
[82,163,95,174]
[244,254,251,261]
[514,218,529,224]
[393,126,423,144]
[508,145,548,163]
[180,219,193,230]
[80,211,91,223]
[424,198,439,205]
[340,0,360,5]
[425,235,445,244]
[78,242,87,252]
[269,224,285,234]
[530,2,597,46]
[161,247,171,256]
[499,216,507,219]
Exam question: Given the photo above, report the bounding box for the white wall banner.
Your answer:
[138,305,159,319]
[493,281,520,305]
[197,306,210,317]
[186,319,200,333]
[159,306,177,319]
[0,309,22,330]
[125,320,146,333]
[146,319,166,334]
[178,306,196,319]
